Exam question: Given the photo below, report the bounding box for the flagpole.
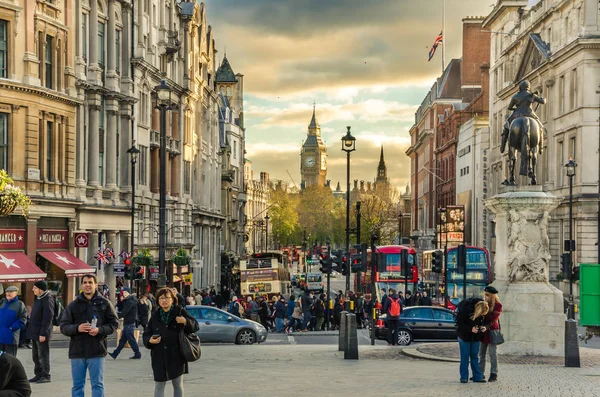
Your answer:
[442,0,445,73]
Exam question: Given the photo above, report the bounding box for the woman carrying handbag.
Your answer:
[143,288,199,397]
[479,285,503,382]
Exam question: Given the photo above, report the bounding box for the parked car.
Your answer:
[373,306,457,345]
[185,305,268,345]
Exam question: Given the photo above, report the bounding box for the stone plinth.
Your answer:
[485,187,565,356]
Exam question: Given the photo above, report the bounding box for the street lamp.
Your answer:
[341,126,356,295]
[126,142,140,256]
[155,79,171,287]
[565,155,577,319]
[264,213,270,252]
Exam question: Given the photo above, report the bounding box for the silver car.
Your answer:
[185,306,268,345]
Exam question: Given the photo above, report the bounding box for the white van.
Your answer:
[306,272,323,293]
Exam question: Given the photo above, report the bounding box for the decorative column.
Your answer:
[136,0,144,57]
[119,104,133,188]
[87,101,100,187]
[105,105,118,190]
[87,0,99,85]
[120,1,133,95]
[106,0,118,91]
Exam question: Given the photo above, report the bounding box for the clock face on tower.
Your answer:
[304,156,316,168]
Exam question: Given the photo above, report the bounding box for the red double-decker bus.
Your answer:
[355,245,418,302]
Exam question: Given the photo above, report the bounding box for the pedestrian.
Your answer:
[257,296,270,330]
[414,292,422,306]
[143,288,199,397]
[109,287,141,360]
[274,296,286,333]
[314,294,326,331]
[383,289,402,346]
[354,293,364,329]
[137,295,150,330]
[363,293,373,324]
[397,291,404,307]
[0,349,31,397]
[333,296,343,330]
[420,291,432,306]
[18,305,32,350]
[456,299,489,383]
[227,296,241,317]
[201,293,212,307]
[27,281,55,384]
[0,286,27,357]
[245,296,259,322]
[284,295,296,333]
[290,298,304,333]
[380,288,388,307]
[194,291,202,306]
[479,286,503,382]
[300,290,314,331]
[172,288,186,307]
[60,274,119,397]
[404,290,413,307]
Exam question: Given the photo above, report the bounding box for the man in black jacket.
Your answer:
[301,291,314,331]
[109,287,140,359]
[27,281,55,384]
[60,274,118,396]
[0,350,31,397]
[382,289,402,345]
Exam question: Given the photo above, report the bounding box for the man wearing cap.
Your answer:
[0,286,27,357]
[108,287,140,359]
[27,280,55,383]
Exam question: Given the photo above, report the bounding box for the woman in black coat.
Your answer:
[143,288,199,397]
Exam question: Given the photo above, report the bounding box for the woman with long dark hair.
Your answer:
[479,286,503,382]
[456,300,489,384]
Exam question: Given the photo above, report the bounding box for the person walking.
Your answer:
[354,293,365,329]
[227,296,241,317]
[300,291,314,332]
[27,281,55,384]
[380,288,388,310]
[59,274,119,397]
[456,299,489,384]
[0,350,31,397]
[363,293,373,325]
[109,288,141,360]
[382,289,402,345]
[143,288,199,397]
[314,294,326,331]
[479,286,503,382]
[274,296,286,333]
[0,286,27,357]
[257,296,270,330]
[420,291,432,306]
[245,296,259,322]
[137,295,150,330]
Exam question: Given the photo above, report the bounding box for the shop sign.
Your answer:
[149,266,159,280]
[113,263,126,277]
[183,274,193,285]
[74,232,89,248]
[0,229,25,250]
[37,229,68,249]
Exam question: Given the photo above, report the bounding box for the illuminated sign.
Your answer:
[449,271,486,281]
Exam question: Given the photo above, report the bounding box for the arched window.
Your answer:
[226,86,232,96]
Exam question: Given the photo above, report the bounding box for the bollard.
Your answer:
[349,300,354,311]
[338,310,348,352]
[344,313,359,360]
[565,319,581,367]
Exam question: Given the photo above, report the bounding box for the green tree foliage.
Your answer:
[352,184,400,245]
[268,184,300,246]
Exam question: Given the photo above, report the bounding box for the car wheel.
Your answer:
[397,329,413,346]
[236,329,257,345]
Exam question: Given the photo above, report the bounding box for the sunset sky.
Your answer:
[206,0,497,191]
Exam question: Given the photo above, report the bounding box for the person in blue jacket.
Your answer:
[0,286,27,357]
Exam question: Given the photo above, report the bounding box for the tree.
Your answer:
[352,184,400,245]
[268,184,300,247]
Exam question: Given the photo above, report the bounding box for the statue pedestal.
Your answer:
[485,187,565,356]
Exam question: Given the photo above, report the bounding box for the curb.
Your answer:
[401,345,460,363]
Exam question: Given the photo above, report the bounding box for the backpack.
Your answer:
[388,298,401,317]
[455,297,483,323]
[53,298,64,326]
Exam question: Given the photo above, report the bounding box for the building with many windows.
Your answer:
[244,160,270,254]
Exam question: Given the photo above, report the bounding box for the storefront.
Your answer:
[0,228,46,305]
[35,228,95,305]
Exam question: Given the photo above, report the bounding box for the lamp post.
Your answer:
[156,80,171,287]
[264,213,270,252]
[126,142,140,256]
[565,155,577,319]
[341,126,356,295]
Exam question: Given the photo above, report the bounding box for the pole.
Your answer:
[326,240,331,331]
[370,234,377,346]
[130,156,136,293]
[398,212,403,245]
[265,216,269,252]
[597,87,600,264]
[345,151,351,294]
[442,0,445,74]
[158,104,167,287]
[356,201,361,292]
[568,173,574,320]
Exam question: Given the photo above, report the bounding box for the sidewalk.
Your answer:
[18,344,600,396]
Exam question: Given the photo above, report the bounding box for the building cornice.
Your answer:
[0,79,82,107]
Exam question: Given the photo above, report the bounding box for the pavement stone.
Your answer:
[416,342,600,367]
[14,344,600,397]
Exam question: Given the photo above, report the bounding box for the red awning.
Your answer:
[0,252,46,282]
[38,251,96,277]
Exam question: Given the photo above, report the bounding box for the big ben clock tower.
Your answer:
[300,105,327,189]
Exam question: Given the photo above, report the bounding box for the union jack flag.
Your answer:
[94,250,109,265]
[104,248,115,259]
[428,31,443,61]
[120,250,131,260]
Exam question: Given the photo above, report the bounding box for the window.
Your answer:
[233,141,237,159]
[559,75,565,114]
[45,35,53,89]
[184,160,191,193]
[557,140,564,186]
[98,23,105,68]
[115,30,121,73]
[0,113,8,170]
[46,121,53,181]
[139,145,147,185]
[82,14,87,61]
[570,69,577,110]
[433,310,455,321]
[99,99,105,185]
[404,308,433,320]
[0,20,7,78]
[569,136,576,161]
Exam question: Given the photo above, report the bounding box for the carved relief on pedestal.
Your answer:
[506,209,551,282]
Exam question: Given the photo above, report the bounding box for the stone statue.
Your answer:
[506,209,551,282]
[500,80,546,186]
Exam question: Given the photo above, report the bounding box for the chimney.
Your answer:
[353,180,358,191]
[360,181,365,192]
[326,179,331,187]
[260,172,269,186]
[367,182,372,192]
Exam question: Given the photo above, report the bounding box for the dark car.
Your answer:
[373,306,457,345]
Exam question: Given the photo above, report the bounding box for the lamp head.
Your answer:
[127,142,141,163]
[155,80,171,104]
[341,126,356,153]
[565,155,577,177]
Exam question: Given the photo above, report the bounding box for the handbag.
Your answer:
[178,309,201,362]
[489,320,505,345]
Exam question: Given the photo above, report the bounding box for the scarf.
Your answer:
[159,306,174,325]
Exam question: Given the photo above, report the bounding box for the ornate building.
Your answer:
[244,160,270,254]
[300,106,327,189]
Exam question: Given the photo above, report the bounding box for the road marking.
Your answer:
[287,335,296,345]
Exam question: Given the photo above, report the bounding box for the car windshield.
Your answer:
[402,308,434,320]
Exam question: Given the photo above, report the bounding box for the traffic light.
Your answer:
[319,253,332,274]
[457,244,467,274]
[350,255,362,273]
[401,249,409,276]
[561,253,572,279]
[124,259,133,280]
[134,266,145,280]
[431,250,443,273]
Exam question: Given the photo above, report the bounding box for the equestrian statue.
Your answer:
[500,80,546,185]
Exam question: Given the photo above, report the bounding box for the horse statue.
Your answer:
[500,80,545,186]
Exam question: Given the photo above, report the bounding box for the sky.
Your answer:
[205,0,497,191]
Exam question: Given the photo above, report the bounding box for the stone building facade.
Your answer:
[244,160,270,254]
[484,0,600,275]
